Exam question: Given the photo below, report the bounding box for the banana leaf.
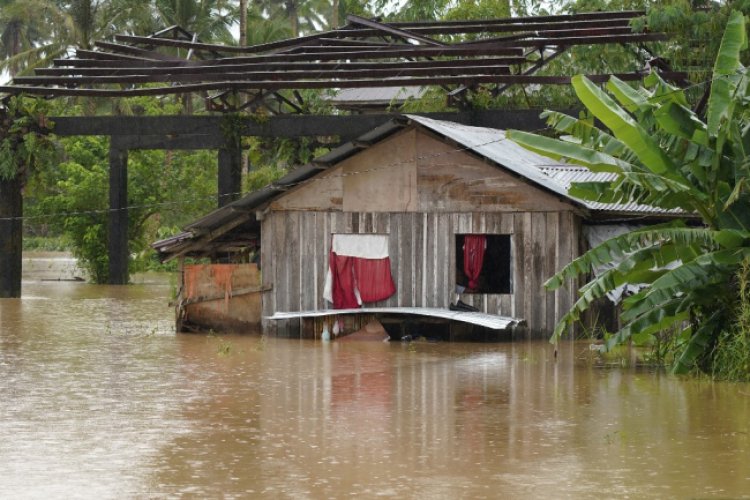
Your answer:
[572,75,675,175]
[707,10,747,137]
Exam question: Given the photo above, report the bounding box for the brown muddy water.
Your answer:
[1,254,750,498]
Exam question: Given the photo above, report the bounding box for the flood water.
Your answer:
[1,254,750,498]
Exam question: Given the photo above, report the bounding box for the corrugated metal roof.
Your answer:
[327,86,425,105]
[153,114,678,256]
[406,115,678,216]
[405,114,577,202]
[267,307,521,330]
[539,165,681,214]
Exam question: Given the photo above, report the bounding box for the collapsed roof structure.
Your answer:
[1,11,683,112]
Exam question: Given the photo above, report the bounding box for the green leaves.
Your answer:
[505,130,626,173]
[707,10,747,137]
[510,11,750,375]
[0,95,57,182]
[571,74,675,175]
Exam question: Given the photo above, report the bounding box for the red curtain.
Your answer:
[329,251,396,309]
[463,235,486,290]
[354,257,396,303]
[330,252,359,309]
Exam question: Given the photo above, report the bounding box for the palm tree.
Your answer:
[253,0,329,38]
[244,4,290,45]
[0,0,72,78]
[154,0,235,43]
[0,0,158,79]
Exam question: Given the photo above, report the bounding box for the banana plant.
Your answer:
[507,10,750,374]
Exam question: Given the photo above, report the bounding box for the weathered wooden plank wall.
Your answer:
[261,210,581,338]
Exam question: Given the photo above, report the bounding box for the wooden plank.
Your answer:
[275,212,289,314]
[545,211,559,335]
[289,211,302,337]
[342,129,417,213]
[291,211,303,312]
[522,213,534,333]
[375,212,390,234]
[456,212,471,234]
[453,212,470,308]
[425,212,437,308]
[437,213,451,307]
[261,215,277,334]
[388,213,400,307]
[531,212,547,336]
[556,211,573,332]
[485,213,502,315]
[330,211,344,234]
[48,110,552,138]
[300,213,315,311]
[401,212,417,307]
[414,213,425,307]
[317,212,328,309]
[512,213,525,324]
[0,171,22,297]
[351,211,360,233]
[218,145,242,206]
[450,214,458,305]
[499,213,513,317]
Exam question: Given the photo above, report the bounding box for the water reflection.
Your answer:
[1,257,749,498]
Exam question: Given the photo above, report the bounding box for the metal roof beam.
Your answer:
[1,72,687,98]
[346,14,445,46]
[37,57,526,76]
[16,65,511,86]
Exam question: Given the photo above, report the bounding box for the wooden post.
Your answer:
[0,172,23,297]
[218,144,242,207]
[176,256,185,332]
[108,141,129,285]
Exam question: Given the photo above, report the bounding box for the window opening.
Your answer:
[455,234,512,294]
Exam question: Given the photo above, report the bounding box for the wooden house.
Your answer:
[154,115,677,339]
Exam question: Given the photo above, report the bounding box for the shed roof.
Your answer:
[153,114,678,259]
[326,87,425,107]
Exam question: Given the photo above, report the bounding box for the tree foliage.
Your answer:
[24,97,218,282]
[0,96,57,183]
[508,10,750,375]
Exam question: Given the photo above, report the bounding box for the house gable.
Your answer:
[269,125,577,213]
[269,164,344,211]
[415,129,577,213]
[270,128,418,212]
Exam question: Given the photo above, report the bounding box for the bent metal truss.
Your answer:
[0,10,683,112]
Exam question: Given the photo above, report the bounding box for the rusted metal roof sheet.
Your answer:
[266,307,522,331]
